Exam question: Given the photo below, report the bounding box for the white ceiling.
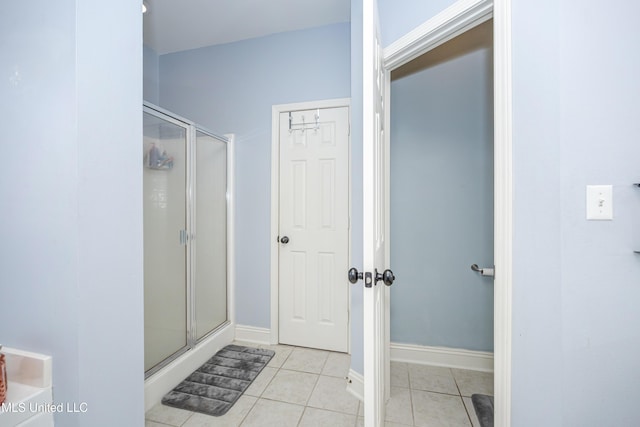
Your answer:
[143,0,351,55]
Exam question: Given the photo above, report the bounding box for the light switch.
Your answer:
[586,185,613,220]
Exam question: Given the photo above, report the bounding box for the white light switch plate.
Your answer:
[586,185,613,220]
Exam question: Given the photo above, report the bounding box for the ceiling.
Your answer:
[143,0,351,55]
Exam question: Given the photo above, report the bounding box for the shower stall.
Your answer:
[143,102,233,384]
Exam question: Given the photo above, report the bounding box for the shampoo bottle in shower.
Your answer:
[0,345,6,404]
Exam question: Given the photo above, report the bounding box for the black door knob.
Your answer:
[348,267,362,284]
[280,236,289,244]
[376,269,395,286]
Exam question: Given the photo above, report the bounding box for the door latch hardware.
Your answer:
[364,272,373,288]
[349,268,395,288]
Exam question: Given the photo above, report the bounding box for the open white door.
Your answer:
[361,0,393,425]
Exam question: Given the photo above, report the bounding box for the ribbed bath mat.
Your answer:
[471,394,494,427]
[162,344,275,416]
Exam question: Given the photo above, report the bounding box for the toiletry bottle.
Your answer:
[0,345,6,404]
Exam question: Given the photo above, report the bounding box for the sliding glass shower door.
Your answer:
[143,111,189,373]
[143,104,229,376]
[194,131,227,340]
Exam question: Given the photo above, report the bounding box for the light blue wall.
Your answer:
[378,0,457,47]
[76,1,144,424]
[510,0,563,423]
[1,3,80,424]
[511,0,640,424]
[144,45,160,104]
[0,1,143,425]
[159,23,351,329]
[389,41,494,351]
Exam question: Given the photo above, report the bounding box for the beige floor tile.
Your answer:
[261,369,319,405]
[244,366,278,397]
[232,340,257,347]
[408,364,458,395]
[282,347,329,374]
[299,407,358,427]
[321,352,351,378]
[451,369,493,397]
[259,344,294,368]
[308,375,360,415]
[145,404,193,426]
[462,396,481,427]
[356,417,412,427]
[391,362,410,388]
[385,386,414,426]
[412,390,471,427]
[408,363,453,378]
[240,399,304,427]
[182,396,257,427]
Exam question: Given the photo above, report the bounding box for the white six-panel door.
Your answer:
[278,107,350,353]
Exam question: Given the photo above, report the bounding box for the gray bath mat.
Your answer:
[471,394,494,427]
[162,344,275,416]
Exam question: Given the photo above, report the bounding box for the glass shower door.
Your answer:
[194,130,228,340]
[143,111,188,373]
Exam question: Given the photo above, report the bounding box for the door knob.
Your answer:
[376,269,395,286]
[348,267,363,284]
[280,236,290,244]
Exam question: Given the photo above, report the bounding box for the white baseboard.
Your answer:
[144,323,235,411]
[234,324,271,345]
[390,342,494,372]
[346,368,364,402]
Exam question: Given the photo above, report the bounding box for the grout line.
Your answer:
[412,389,462,398]
[462,396,476,427]
[179,411,195,427]
[236,395,258,427]
[451,367,463,397]
[408,386,416,426]
[146,421,180,427]
[303,371,322,407]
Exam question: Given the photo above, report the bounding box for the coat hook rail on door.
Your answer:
[288,110,320,132]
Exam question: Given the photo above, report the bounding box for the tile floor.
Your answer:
[145,342,493,427]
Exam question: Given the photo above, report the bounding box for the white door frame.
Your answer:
[381,0,512,425]
[270,98,352,346]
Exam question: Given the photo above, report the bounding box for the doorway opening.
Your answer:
[388,19,494,424]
